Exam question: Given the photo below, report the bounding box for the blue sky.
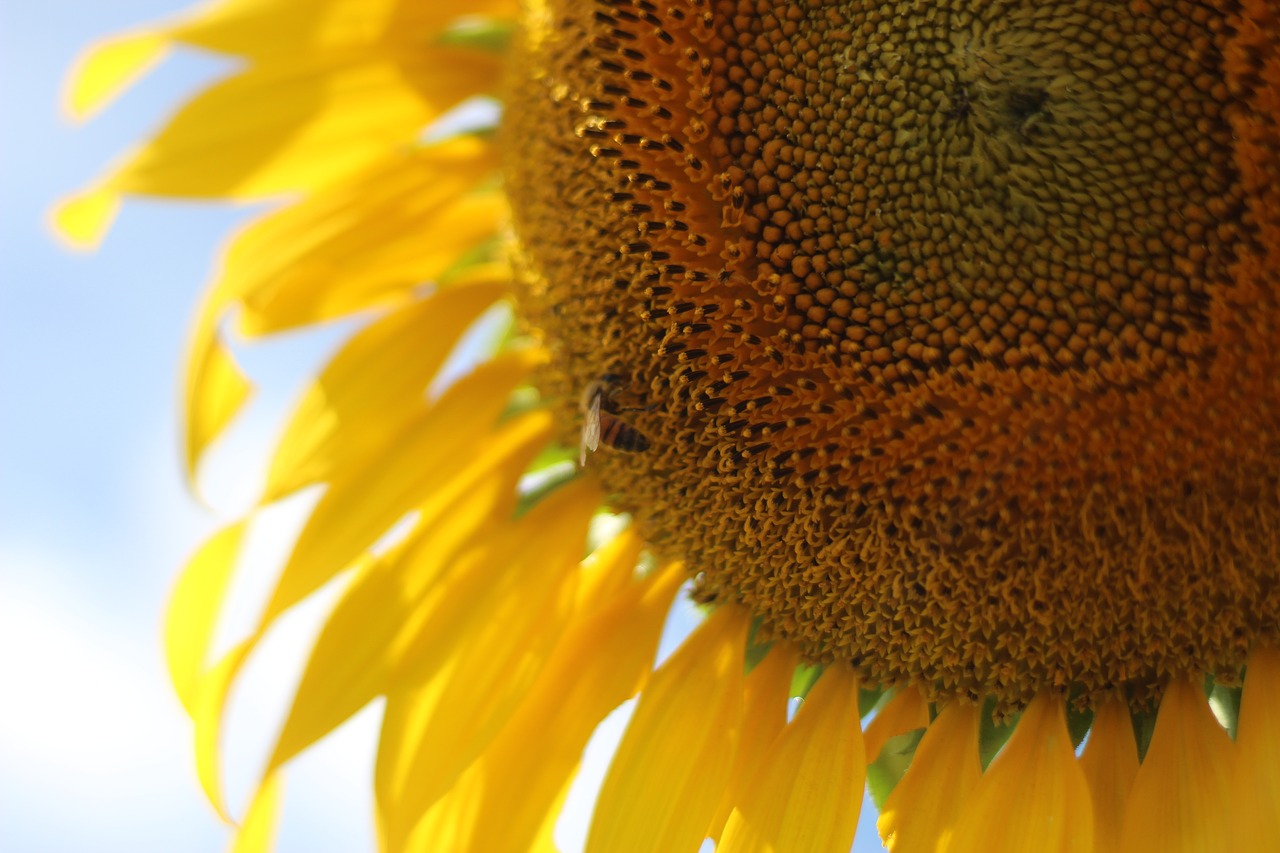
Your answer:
[1,2,381,849]
[0,3,885,851]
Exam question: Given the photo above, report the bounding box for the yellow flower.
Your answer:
[58,0,1280,851]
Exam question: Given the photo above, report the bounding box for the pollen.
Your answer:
[503,0,1280,709]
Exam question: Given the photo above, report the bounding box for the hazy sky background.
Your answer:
[0,2,884,851]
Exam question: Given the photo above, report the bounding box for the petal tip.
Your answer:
[49,186,121,250]
[63,32,169,122]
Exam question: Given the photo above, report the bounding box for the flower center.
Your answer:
[503,0,1280,708]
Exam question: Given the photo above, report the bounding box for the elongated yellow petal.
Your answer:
[170,0,516,58]
[708,643,798,842]
[376,524,639,849]
[371,479,601,832]
[194,639,255,823]
[586,606,750,853]
[222,138,501,336]
[164,520,247,714]
[99,48,500,199]
[183,320,253,488]
[263,280,509,500]
[263,456,532,771]
[1079,696,1138,853]
[62,31,169,120]
[719,665,865,853]
[259,351,545,625]
[573,525,645,610]
[1119,679,1234,853]
[400,561,685,851]
[863,685,931,765]
[231,774,283,853]
[878,701,981,853]
[949,693,1093,853]
[1236,646,1280,851]
[243,191,505,335]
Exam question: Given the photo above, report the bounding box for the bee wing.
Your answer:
[580,389,602,465]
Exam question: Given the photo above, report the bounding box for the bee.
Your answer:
[579,375,651,464]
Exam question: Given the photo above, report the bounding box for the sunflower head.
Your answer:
[60,0,1280,850]
[505,0,1280,710]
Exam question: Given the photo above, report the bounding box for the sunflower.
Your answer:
[58,0,1280,850]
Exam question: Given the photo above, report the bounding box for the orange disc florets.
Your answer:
[504,0,1280,708]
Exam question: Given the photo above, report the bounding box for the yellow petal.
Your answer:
[878,701,981,853]
[264,402,555,768]
[100,48,501,199]
[62,31,169,120]
[230,774,283,853]
[48,185,121,250]
[377,523,638,849]
[401,561,686,851]
[222,137,501,336]
[171,0,517,58]
[864,685,931,765]
[183,319,253,488]
[164,519,247,714]
[573,525,645,610]
[1236,647,1280,851]
[1120,679,1234,853]
[194,639,255,823]
[370,479,601,832]
[948,693,1093,853]
[719,665,866,853]
[258,350,545,626]
[264,452,539,771]
[586,607,750,853]
[262,280,509,500]
[244,191,504,334]
[708,643,799,842]
[1079,695,1138,853]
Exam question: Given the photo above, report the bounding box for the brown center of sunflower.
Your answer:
[503,0,1280,708]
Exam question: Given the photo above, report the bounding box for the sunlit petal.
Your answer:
[720,666,865,853]
[262,280,509,500]
[398,562,686,850]
[878,701,981,853]
[1120,679,1234,853]
[63,31,169,120]
[586,606,750,853]
[1234,646,1280,850]
[164,519,247,714]
[257,351,546,625]
[708,644,798,841]
[1079,695,1138,853]
[863,685,931,766]
[231,774,284,853]
[949,693,1093,853]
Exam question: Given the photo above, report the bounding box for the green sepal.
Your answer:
[1066,703,1095,750]
[437,19,515,54]
[866,728,926,809]
[978,698,1017,770]
[1131,706,1158,762]
[858,684,888,718]
[1208,683,1242,741]
[790,663,822,699]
